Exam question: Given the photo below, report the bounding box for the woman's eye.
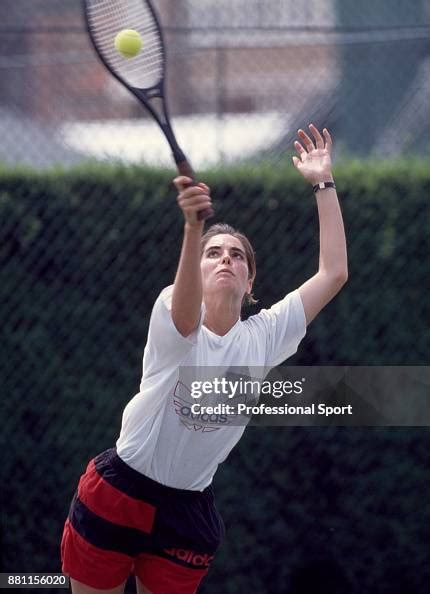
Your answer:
[233,252,244,259]
[208,250,218,257]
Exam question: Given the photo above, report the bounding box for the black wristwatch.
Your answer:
[313,181,336,193]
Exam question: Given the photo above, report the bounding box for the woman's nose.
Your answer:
[221,253,231,264]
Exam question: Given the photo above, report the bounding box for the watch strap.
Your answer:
[313,181,336,193]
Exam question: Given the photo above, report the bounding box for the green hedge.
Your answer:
[0,160,429,593]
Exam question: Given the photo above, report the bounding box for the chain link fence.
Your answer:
[0,0,429,168]
[1,1,430,593]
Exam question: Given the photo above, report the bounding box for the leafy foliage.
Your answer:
[0,160,428,592]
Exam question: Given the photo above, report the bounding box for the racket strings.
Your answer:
[86,0,164,90]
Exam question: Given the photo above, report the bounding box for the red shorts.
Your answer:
[61,449,224,593]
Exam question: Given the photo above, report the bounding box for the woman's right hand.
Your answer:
[173,176,212,228]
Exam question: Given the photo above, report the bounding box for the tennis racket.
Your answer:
[82,0,213,220]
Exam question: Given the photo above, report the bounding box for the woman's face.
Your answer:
[201,234,253,302]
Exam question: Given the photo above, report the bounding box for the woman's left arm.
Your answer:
[292,124,348,325]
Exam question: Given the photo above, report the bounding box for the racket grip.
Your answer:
[176,159,214,221]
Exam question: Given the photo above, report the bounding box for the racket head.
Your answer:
[82,0,214,221]
[82,0,165,93]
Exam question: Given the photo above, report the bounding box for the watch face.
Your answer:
[313,182,335,192]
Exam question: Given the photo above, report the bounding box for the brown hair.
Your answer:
[201,223,257,306]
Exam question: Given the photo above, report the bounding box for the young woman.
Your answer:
[61,124,347,594]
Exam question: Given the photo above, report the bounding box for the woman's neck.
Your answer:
[203,296,241,336]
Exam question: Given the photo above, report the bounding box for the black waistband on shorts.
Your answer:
[94,448,214,504]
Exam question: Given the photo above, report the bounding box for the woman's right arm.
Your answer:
[171,176,212,337]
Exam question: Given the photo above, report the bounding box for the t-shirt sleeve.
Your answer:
[143,285,205,372]
[248,289,307,367]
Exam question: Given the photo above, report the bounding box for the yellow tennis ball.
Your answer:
[114,29,142,58]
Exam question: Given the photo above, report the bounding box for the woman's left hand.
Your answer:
[292,124,334,185]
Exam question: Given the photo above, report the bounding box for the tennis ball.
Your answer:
[114,29,142,58]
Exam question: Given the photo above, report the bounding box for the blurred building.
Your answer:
[0,0,337,122]
[0,0,428,166]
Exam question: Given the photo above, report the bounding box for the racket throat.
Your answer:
[158,121,191,175]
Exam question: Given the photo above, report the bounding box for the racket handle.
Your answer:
[176,159,214,221]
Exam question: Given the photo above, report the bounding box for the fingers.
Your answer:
[323,128,332,152]
[296,124,332,152]
[293,141,306,163]
[173,176,210,194]
[178,190,210,208]
[177,183,210,201]
[173,175,193,192]
[176,180,212,224]
[309,123,324,149]
[178,194,213,219]
[298,128,315,151]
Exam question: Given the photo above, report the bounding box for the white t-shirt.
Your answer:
[116,285,306,490]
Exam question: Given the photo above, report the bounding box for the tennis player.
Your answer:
[61,124,347,594]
